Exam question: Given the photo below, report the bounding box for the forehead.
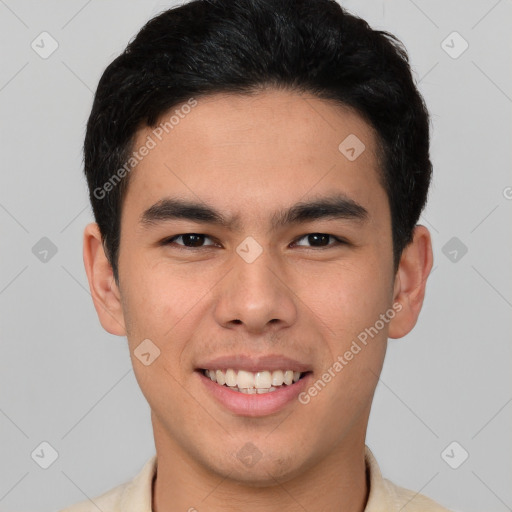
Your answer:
[123,89,386,227]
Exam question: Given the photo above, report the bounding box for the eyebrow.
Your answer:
[139,194,369,232]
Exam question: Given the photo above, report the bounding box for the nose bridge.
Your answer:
[213,240,297,333]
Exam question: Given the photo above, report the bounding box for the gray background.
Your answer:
[0,0,511,511]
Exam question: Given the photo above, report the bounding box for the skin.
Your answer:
[83,89,433,512]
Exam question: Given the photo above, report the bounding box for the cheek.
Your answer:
[121,270,203,408]
[300,255,392,338]
[120,258,217,372]
[121,260,197,330]
[311,254,391,405]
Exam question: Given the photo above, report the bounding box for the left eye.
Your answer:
[292,233,345,248]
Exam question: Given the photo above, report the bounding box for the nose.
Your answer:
[212,244,298,336]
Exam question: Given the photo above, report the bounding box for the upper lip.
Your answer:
[195,354,312,373]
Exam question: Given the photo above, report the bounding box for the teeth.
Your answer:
[237,370,254,389]
[203,368,304,392]
[215,370,226,386]
[272,370,284,386]
[225,368,237,387]
[255,371,272,388]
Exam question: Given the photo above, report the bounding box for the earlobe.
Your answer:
[388,225,433,339]
[82,222,126,336]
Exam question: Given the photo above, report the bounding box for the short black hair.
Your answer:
[84,0,432,284]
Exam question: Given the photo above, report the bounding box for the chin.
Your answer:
[204,447,308,487]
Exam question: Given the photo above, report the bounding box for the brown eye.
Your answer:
[293,233,345,248]
[164,233,217,248]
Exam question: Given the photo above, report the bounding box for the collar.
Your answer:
[118,446,397,511]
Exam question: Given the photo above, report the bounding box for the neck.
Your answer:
[152,425,369,512]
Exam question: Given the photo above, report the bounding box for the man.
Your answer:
[61,0,452,510]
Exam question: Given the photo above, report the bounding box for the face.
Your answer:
[84,89,431,486]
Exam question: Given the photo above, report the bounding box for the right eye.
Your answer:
[161,233,219,249]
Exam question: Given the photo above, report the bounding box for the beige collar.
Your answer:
[118,446,406,511]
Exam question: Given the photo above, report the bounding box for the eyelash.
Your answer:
[161,233,347,250]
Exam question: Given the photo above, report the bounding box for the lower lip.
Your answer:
[197,370,312,417]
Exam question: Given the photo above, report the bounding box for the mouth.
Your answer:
[195,366,313,417]
[200,368,311,394]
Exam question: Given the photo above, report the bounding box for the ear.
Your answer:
[83,222,126,336]
[388,225,433,339]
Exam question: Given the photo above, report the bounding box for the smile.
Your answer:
[202,368,305,393]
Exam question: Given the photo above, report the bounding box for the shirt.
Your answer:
[59,446,452,511]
